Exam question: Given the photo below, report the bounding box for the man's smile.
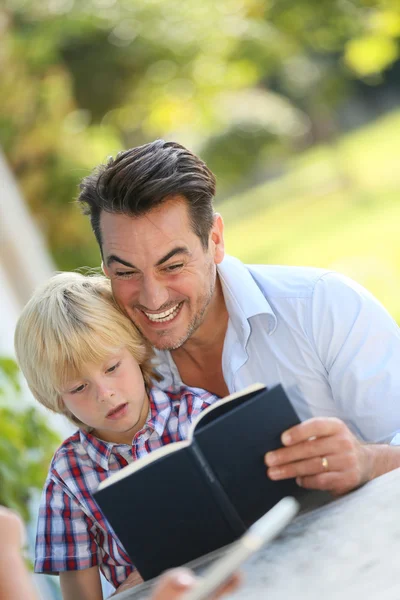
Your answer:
[140,302,183,324]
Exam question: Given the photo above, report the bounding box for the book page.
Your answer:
[187,383,266,442]
[97,439,190,490]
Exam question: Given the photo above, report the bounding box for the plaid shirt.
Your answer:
[35,385,217,589]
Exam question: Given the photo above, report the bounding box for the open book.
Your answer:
[95,384,307,580]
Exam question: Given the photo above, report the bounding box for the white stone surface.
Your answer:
[123,468,400,600]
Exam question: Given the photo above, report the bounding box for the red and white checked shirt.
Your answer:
[35,385,217,589]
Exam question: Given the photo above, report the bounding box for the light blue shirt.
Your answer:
[155,255,400,444]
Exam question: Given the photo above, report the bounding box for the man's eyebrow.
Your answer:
[155,247,190,267]
[106,247,190,269]
[106,255,137,269]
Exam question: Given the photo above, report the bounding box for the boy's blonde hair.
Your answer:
[14,272,155,429]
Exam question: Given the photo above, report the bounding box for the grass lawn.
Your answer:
[220,110,400,321]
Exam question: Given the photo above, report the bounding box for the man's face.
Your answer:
[101,196,225,350]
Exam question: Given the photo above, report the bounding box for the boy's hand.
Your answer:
[265,417,373,496]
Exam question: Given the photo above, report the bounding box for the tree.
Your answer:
[0,357,60,521]
[0,0,399,269]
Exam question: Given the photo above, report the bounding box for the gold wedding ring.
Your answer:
[321,456,329,470]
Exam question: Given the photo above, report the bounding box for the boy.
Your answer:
[14,272,218,599]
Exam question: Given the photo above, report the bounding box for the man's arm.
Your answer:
[265,417,400,496]
[60,566,103,600]
[264,272,400,496]
[310,273,400,445]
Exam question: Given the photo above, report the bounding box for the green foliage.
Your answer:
[1,0,400,270]
[0,357,60,522]
[222,109,400,322]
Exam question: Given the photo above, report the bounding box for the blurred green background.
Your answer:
[1,3,400,589]
[1,0,400,316]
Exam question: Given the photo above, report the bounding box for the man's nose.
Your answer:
[139,275,169,311]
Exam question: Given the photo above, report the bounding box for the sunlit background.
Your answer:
[1,0,400,598]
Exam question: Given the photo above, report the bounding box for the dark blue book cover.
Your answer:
[95,384,307,580]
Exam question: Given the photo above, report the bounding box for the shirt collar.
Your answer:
[217,255,277,347]
[146,386,175,437]
[79,386,209,467]
[79,429,115,471]
[146,385,215,436]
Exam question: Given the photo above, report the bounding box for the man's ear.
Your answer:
[210,213,225,265]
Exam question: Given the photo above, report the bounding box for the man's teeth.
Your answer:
[144,303,181,322]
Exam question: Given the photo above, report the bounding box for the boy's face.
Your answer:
[61,347,149,445]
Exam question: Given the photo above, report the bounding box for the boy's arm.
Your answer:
[60,566,103,600]
[110,569,144,595]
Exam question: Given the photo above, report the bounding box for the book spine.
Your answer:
[189,442,246,537]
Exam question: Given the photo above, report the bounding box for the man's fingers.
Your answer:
[296,470,360,495]
[263,417,370,496]
[281,417,345,446]
[265,433,355,467]
[267,453,356,480]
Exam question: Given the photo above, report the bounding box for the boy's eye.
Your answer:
[106,361,121,374]
[71,384,85,394]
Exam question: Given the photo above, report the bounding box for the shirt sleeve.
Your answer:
[310,272,400,443]
[35,476,99,574]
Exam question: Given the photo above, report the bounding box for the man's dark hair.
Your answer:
[78,140,216,251]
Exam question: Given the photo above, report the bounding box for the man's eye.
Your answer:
[164,263,184,273]
[107,361,121,374]
[115,271,135,279]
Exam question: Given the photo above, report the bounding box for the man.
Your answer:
[78,139,400,498]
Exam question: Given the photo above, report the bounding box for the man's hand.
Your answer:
[265,417,374,496]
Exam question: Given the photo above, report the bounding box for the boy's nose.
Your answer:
[96,384,115,403]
